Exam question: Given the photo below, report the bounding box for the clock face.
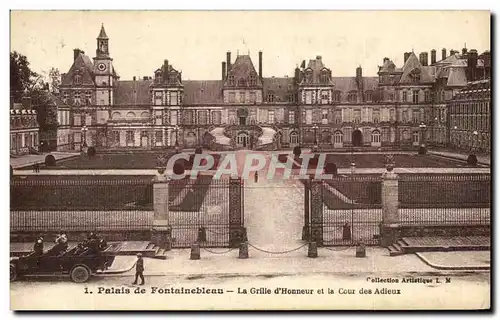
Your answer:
[97,63,107,71]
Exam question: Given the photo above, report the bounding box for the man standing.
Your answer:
[33,235,44,256]
[132,253,145,285]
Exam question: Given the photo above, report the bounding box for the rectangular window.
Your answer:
[74,114,81,126]
[412,110,419,123]
[198,111,208,124]
[112,131,119,144]
[239,91,246,103]
[389,93,395,101]
[335,110,342,124]
[305,110,312,125]
[288,111,295,124]
[402,110,408,123]
[155,131,163,146]
[250,91,256,103]
[170,92,178,105]
[155,91,162,106]
[229,92,236,103]
[321,109,328,125]
[267,93,275,102]
[353,110,361,123]
[213,111,222,125]
[402,91,407,102]
[412,90,419,104]
[305,91,312,104]
[170,110,178,126]
[425,91,431,102]
[373,109,380,123]
[155,110,162,125]
[321,90,329,102]
[268,111,275,123]
[126,130,134,142]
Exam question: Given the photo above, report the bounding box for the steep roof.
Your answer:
[300,56,334,85]
[98,24,108,39]
[399,52,434,83]
[262,77,295,102]
[183,80,223,104]
[61,53,96,86]
[114,80,153,105]
[226,55,262,86]
[446,67,468,87]
[331,77,358,92]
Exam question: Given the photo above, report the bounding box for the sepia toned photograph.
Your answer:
[8,10,491,310]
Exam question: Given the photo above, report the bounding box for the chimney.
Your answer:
[404,52,411,63]
[73,48,81,61]
[442,48,447,60]
[226,51,231,73]
[294,67,300,82]
[383,57,389,63]
[462,47,468,55]
[450,49,456,56]
[163,59,169,75]
[222,61,226,80]
[133,76,136,81]
[419,53,424,65]
[258,51,263,78]
[431,49,436,64]
[316,55,322,61]
[21,97,32,109]
[420,52,428,66]
[356,66,362,79]
[467,49,478,81]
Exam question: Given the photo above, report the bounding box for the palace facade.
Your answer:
[10,98,39,155]
[56,25,491,152]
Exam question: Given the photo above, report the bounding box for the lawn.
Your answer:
[302,173,491,210]
[289,153,471,168]
[42,152,223,170]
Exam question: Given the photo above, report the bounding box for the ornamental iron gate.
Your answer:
[167,176,244,248]
[303,175,383,246]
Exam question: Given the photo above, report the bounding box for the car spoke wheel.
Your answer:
[70,265,90,283]
[10,264,17,282]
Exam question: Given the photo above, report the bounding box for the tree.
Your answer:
[48,67,61,94]
[10,51,40,102]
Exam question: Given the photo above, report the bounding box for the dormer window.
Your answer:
[348,91,357,103]
[63,91,69,101]
[320,71,329,84]
[333,91,341,102]
[267,92,275,102]
[365,91,373,102]
[169,75,177,84]
[305,70,313,83]
[228,75,235,86]
[250,75,257,86]
[74,74,82,85]
[155,71,162,83]
[409,69,421,83]
[238,78,246,87]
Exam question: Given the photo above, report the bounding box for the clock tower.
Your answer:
[93,24,115,106]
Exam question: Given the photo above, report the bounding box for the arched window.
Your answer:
[289,131,299,144]
[413,131,420,143]
[364,91,373,102]
[112,112,121,119]
[321,130,331,143]
[334,131,343,144]
[371,130,381,143]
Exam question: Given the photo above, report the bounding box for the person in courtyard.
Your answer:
[254,170,258,183]
[33,235,44,256]
[52,230,68,255]
[132,253,145,285]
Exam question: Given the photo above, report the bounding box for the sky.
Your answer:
[10,11,491,81]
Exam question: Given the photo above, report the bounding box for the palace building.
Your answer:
[56,25,491,152]
[10,98,39,155]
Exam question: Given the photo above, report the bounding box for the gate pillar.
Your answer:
[380,169,400,247]
[229,178,244,248]
[310,179,324,246]
[302,179,310,240]
[151,174,171,248]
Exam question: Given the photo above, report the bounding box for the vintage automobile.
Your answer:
[10,239,118,283]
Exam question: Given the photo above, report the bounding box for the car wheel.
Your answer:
[10,264,17,282]
[70,265,90,283]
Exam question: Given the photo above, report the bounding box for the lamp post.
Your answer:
[472,130,478,153]
[312,123,318,150]
[81,125,88,150]
[419,123,426,147]
[174,125,179,152]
